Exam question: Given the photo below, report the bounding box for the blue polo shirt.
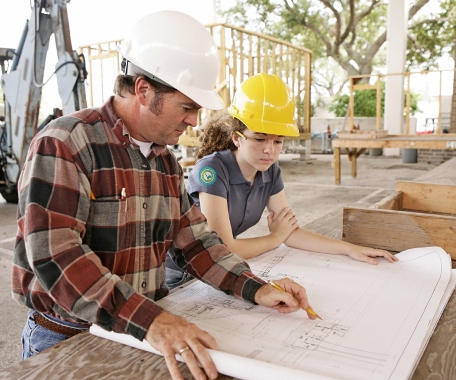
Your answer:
[186,150,284,237]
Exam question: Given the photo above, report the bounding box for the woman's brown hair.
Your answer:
[196,111,246,159]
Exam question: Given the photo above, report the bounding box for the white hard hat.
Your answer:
[118,11,224,110]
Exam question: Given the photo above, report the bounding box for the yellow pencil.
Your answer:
[268,280,323,320]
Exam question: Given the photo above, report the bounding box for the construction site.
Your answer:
[0,1,455,379]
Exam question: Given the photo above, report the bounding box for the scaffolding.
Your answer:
[78,40,123,109]
[78,24,312,152]
[205,23,311,136]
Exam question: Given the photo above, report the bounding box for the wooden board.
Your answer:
[343,181,456,259]
[332,134,456,149]
[0,332,233,380]
[396,181,456,215]
[342,207,456,259]
[337,129,389,139]
[332,139,456,184]
[370,191,402,210]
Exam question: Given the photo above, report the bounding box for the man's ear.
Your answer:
[135,77,151,105]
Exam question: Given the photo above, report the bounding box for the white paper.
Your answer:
[90,324,332,380]
[402,268,455,379]
[91,246,453,380]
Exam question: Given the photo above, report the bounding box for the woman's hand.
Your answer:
[267,207,299,245]
[347,246,399,265]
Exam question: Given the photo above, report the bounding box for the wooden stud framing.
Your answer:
[205,23,312,135]
[78,23,312,139]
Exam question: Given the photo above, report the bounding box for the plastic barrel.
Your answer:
[402,148,418,163]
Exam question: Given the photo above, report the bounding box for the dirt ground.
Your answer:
[0,152,438,370]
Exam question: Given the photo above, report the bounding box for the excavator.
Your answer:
[0,0,87,203]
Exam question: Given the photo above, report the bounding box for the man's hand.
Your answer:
[254,278,317,320]
[145,310,219,380]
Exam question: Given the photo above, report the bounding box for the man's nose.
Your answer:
[184,110,199,127]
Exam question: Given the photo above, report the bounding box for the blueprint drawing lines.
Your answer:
[157,246,451,380]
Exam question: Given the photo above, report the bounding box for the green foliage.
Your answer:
[220,0,455,94]
[329,84,420,117]
[220,0,452,119]
[329,92,384,117]
[407,0,456,70]
[328,94,349,117]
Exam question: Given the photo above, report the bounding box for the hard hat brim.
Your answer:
[239,118,300,137]
[119,49,224,111]
[178,85,224,111]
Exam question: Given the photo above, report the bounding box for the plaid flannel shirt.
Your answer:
[12,97,265,341]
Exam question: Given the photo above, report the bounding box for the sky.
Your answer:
[0,0,453,127]
[0,0,218,115]
[0,0,218,49]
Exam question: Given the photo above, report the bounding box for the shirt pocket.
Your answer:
[84,199,128,253]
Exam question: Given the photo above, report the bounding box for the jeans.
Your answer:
[165,266,194,290]
[21,309,88,359]
[165,253,194,290]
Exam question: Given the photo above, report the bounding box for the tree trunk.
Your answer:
[450,37,456,133]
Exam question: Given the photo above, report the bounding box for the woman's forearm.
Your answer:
[226,233,284,259]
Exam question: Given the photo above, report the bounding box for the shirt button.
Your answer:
[142,203,148,209]
[141,164,148,169]
[122,141,127,146]
[141,281,147,288]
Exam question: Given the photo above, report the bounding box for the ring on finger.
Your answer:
[178,346,190,355]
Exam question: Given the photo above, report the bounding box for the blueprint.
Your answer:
[155,246,452,380]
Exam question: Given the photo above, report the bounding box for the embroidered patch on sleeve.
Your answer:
[199,166,217,185]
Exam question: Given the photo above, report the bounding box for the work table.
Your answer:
[1,159,455,380]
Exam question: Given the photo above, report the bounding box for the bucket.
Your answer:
[369,148,383,156]
[402,148,418,163]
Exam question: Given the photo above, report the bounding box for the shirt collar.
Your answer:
[100,96,129,144]
[100,96,167,157]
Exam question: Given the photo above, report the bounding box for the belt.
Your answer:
[33,312,88,338]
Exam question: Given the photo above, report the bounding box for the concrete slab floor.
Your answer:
[0,153,438,370]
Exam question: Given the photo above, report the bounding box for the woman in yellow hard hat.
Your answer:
[165,73,397,289]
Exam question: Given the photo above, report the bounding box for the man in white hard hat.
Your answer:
[12,11,316,380]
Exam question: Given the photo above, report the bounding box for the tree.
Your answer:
[407,0,456,70]
[450,39,456,133]
[220,0,455,97]
[328,84,420,117]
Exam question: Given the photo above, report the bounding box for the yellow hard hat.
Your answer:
[227,73,299,136]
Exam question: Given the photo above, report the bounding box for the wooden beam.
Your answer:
[332,137,456,149]
[334,147,341,185]
[370,191,403,210]
[343,207,456,259]
[396,181,456,215]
